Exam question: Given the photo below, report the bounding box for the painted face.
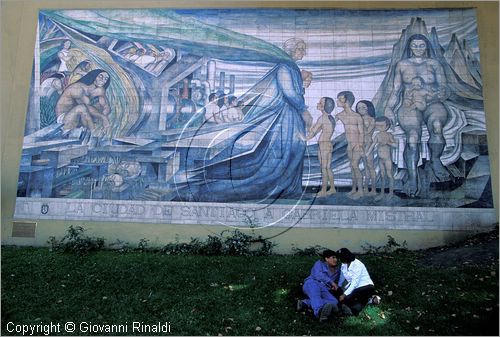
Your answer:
[412,78,423,88]
[302,75,312,88]
[94,72,109,88]
[336,95,346,107]
[410,39,427,58]
[52,79,63,91]
[317,98,325,111]
[292,43,307,61]
[376,120,389,131]
[357,102,368,116]
[63,40,71,49]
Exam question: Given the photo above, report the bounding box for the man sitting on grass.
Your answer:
[296,249,345,322]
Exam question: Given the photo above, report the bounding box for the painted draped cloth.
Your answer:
[173,62,307,202]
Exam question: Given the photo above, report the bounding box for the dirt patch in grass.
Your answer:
[420,225,499,268]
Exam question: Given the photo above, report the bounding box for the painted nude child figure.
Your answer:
[307,97,336,197]
[368,116,397,198]
[356,100,377,196]
[403,76,435,112]
[335,91,365,199]
[301,69,314,132]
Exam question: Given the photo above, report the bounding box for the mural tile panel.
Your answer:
[15,8,495,228]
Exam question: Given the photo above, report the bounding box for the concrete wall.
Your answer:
[1,1,498,253]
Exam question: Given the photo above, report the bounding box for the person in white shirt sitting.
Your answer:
[336,248,376,316]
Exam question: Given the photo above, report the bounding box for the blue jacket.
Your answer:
[304,260,341,289]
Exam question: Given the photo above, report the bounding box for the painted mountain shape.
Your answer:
[444,33,482,90]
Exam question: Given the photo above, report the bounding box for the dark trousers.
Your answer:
[342,284,375,315]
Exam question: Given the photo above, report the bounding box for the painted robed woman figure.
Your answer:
[175,38,309,202]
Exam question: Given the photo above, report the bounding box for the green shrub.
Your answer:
[159,229,275,256]
[361,235,408,254]
[252,234,276,256]
[48,224,276,257]
[48,225,105,256]
[199,235,224,255]
[160,241,194,255]
[108,239,134,254]
[221,229,253,256]
[137,238,150,253]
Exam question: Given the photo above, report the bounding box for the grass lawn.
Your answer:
[1,233,498,336]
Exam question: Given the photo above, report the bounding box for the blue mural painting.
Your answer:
[17,8,493,212]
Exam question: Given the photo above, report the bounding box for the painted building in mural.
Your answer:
[14,8,495,230]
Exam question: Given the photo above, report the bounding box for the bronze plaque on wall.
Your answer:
[11,221,37,238]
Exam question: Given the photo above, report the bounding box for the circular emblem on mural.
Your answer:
[41,203,49,214]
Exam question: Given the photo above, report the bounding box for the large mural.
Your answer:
[15,8,494,227]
